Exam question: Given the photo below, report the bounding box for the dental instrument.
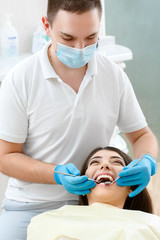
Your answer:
[55,156,145,186]
[106,155,145,185]
[54,171,102,183]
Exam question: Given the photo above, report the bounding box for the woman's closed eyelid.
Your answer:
[88,160,100,165]
[88,156,125,167]
[112,160,125,166]
[89,160,125,167]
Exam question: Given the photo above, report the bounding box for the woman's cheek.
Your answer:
[115,166,124,174]
[86,167,97,179]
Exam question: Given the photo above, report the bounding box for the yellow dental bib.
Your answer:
[27,202,160,240]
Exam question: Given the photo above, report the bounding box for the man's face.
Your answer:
[49,8,101,50]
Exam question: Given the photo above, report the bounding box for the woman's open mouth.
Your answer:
[94,173,116,185]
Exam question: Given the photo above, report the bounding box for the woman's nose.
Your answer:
[100,164,110,170]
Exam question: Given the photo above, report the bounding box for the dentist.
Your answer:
[0,0,158,239]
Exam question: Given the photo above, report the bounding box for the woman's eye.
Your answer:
[89,160,99,165]
[113,160,124,166]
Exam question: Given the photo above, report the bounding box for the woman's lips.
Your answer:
[94,172,116,182]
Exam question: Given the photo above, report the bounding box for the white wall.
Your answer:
[0,0,105,55]
[0,0,48,54]
[0,0,48,211]
[100,0,106,35]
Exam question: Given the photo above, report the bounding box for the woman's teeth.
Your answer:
[96,174,114,184]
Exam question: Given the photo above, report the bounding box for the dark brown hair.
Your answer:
[47,0,102,26]
[79,146,153,214]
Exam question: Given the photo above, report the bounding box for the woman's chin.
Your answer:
[88,188,114,203]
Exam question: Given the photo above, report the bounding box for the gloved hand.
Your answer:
[117,154,157,197]
[54,163,96,195]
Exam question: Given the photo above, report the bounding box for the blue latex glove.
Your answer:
[117,154,157,197]
[54,163,96,195]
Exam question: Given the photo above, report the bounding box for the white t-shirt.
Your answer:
[0,42,147,202]
[27,203,160,240]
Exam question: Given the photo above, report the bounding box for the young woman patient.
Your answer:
[79,146,152,212]
[27,147,160,240]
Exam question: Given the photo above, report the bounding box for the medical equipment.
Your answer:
[55,155,146,186]
[54,163,95,195]
[1,13,19,58]
[108,155,145,185]
[54,171,101,183]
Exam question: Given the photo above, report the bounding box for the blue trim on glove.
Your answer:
[54,165,63,185]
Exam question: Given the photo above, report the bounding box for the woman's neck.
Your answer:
[88,199,125,209]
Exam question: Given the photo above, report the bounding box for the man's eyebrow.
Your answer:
[59,31,98,38]
[59,32,74,38]
[87,32,99,37]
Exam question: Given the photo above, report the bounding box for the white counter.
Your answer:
[98,44,133,64]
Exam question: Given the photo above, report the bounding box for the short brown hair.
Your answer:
[79,146,153,214]
[47,0,102,26]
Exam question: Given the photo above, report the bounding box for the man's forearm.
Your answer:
[0,152,57,184]
[132,131,159,160]
[125,127,159,160]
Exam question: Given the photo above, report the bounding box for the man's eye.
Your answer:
[62,37,72,41]
[88,36,94,39]
[87,36,96,40]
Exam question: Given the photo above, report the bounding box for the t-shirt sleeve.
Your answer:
[116,67,148,133]
[0,72,28,143]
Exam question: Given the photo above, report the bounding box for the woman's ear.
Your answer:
[42,16,52,37]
